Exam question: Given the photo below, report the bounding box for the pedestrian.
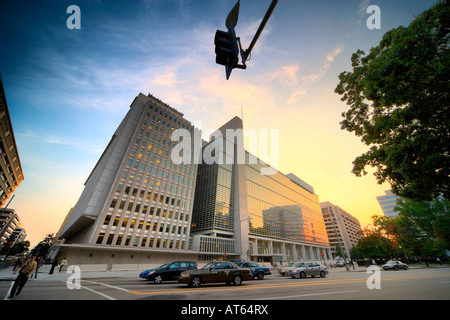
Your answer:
[32,257,43,279]
[8,256,37,299]
[437,257,442,266]
[58,257,67,272]
[12,257,23,274]
[49,257,58,274]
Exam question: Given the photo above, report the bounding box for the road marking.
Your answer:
[254,290,359,300]
[82,280,130,292]
[3,282,13,300]
[129,272,450,296]
[62,280,117,300]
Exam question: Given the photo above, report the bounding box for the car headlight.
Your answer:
[148,271,155,275]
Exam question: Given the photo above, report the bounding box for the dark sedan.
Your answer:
[382,260,409,270]
[145,261,198,284]
[178,261,254,287]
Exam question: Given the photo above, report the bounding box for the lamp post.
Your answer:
[331,216,350,271]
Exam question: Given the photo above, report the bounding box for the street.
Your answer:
[1,267,449,301]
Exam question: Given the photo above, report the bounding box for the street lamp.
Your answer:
[330,216,350,271]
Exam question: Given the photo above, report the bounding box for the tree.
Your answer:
[335,2,450,201]
[30,234,55,257]
[395,197,450,257]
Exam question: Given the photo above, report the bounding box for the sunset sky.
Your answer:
[0,0,435,247]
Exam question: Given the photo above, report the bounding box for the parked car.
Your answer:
[139,263,169,279]
[289,262,328,279]
[144,261,198,284]
[178,261,254,288]
[335,260,345,267]
[236,261,272,280]
[279,262,297,276]
[382,260,409,271]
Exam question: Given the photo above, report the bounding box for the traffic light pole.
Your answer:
[216,0,278,78]
[237,0,279,69]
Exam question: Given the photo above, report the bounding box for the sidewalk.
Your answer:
[0,266,140,282]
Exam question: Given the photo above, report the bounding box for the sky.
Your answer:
[0,0,436,248]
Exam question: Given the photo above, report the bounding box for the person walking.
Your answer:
[12,257,23,274]
[49,257,58,274]
[8,256,37,299]
[58,257,67,273]
[32,257,43,279]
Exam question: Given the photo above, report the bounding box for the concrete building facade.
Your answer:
[376,190,400,218]
[58,93,199,265]
[320,201,363,259]
[0,74,24,208]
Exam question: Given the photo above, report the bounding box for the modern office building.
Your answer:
[376,190,400,218]
[55,93,332,266]
[320,201,363,259]
[0,74,24,208]
[191,117,332,264]
[58,93,199,265]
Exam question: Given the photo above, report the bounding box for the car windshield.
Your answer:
[286,263,294,267]
[294,263,305,268]
[156,263,170,269]
[202,262,216,270]
[387,261,398,265]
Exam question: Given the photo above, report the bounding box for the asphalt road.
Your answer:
[1,267,449,301]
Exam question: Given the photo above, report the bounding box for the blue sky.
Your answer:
[0,0,436,247]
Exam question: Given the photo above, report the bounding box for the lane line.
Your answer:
[254,290,359,300]
[61,280,117,300]
[3,282,14,300]
[78,284,117,300]
[129,272,450,296]
[82,280,130,292]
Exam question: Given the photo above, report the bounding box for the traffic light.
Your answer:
[214,27,239,80]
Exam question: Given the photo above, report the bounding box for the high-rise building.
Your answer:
[0,208,22,250]
[56,93,332,266]
[376,190,400,218]
[0,74,24,208]
[191,117,331,264]
[320,201,363,259]
[58,93,199,264]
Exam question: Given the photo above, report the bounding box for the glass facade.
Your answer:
[191,128,330,261]
[246,152,329,246]
[191,137,235,236]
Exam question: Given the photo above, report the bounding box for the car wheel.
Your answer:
[232,274,243,286]
[154,275,163,284]
[189,276,201,288]
[257,271,264,280]
[320,270,326,278]
[394,266,398,271]
[299,271,306,279]
[404,266,408,270]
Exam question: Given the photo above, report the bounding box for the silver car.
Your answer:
[289,262,328,279]
[279,262,296,276]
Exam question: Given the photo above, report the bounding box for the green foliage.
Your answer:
[335,2,450,201]
[356,197,450,260]
[30,233,55,257]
